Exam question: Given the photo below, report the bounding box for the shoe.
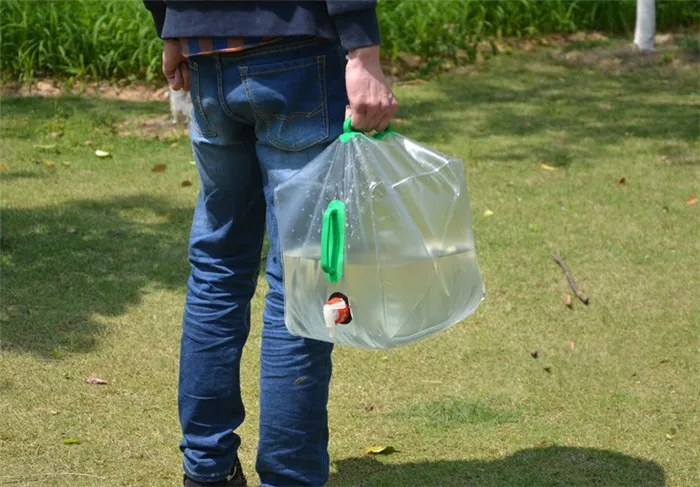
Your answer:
[183,457,247,487]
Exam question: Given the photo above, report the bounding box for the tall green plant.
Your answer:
[1,0,698,80]
[1,0,161,81]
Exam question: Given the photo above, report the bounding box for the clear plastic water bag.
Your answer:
[274,120,485,349]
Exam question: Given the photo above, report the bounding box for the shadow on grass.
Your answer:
[0,170,49,182]
[0,193,273,357]
[0,195,192,356]
[397,53,698,166]
[331,446,665,486]
[0,94,162,123]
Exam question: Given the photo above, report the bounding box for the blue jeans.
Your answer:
[179,38,348,486]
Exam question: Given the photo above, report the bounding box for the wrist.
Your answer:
[347,45,380,63]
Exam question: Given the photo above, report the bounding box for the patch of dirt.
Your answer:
[117,115,189,140]
[4,32,695,100]
[1,79,170,101]
[549,33,699,73]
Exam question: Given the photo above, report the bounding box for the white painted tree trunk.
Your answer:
[634,0,656,52]
[169,86,192,123]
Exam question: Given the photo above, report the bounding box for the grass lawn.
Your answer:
[1,42,698,486]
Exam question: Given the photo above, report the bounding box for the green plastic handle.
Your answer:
[340,118,394,143]
[321,200,345,283]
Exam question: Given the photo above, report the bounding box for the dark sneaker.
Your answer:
[183,458,247,487]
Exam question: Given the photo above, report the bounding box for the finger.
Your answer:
[377,112,393,133]
[165,73,178,90]
[363,103,384,132]
[351,105,369,132]
[171,68,183,91]
[180,63,191,92]
[344,105,352,121]
[162,54,176,80]
[376,95,399,130]
[384,96,399,126]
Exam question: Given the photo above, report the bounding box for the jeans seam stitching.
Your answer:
[318,55,329,144]
[219,38,326,62]
[275,105,324,121]
[243,59,320,76]
[189,59,217,138]
[216,57,247,124]
[240,68,268,124]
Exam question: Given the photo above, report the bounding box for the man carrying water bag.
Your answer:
[144,1,483,485]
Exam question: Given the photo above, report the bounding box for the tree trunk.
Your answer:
[169,86,192,124]
[634,0,656,52]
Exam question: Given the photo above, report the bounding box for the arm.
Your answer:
[143,0,189,91]
[326,1,380,51]
[327,1,397,131]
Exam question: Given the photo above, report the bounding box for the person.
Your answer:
[142,1,398,486]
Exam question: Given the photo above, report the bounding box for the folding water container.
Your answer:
[274,120,485,348]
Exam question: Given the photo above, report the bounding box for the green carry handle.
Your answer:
[339,117,394,143]
[321,200,345,283]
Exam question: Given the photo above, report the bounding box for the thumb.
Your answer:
[344,105,352,121]
[180,63,191,92]
[168,68,183,91]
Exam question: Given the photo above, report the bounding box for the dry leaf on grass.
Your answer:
[484,209,494,217]
[85,376,107,385]
[152,163,167,172]
[539,162,557,171]
[564,294,573,308]
[619,177,626,185]
[687,196,697,205]
[181,180,193,187]
[95,150,111,158]
[365,445,396,455]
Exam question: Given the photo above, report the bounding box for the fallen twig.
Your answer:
[552,253,589,304]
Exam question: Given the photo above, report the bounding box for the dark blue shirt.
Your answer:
[143,0,380,51]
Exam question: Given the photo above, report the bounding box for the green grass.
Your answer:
[2,0,698,80]
[392,399,522,429]
[1,45,699,486]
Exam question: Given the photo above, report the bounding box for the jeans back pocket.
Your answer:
[240,55,328,151]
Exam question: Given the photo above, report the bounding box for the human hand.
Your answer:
[162,39,190,91]
[344,45,398,132]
